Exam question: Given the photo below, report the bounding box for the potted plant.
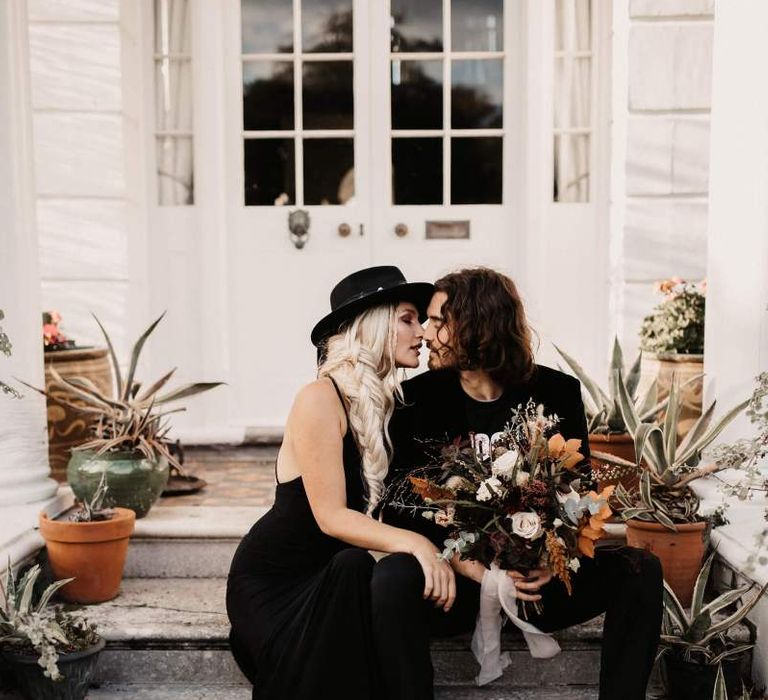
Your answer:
[42,311,114,481]
[24,312,223,518]
[38,472,135,604]
[555,337,669,490]
[639,278,706,438]
[0,562,104,700]
[604,376,748,605]
[658,550,767,700]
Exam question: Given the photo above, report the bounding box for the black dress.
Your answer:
[226,378,380,699]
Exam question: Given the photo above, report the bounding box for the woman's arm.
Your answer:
[287,380,456,610]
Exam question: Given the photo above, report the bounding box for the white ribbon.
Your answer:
[471,562,561,686]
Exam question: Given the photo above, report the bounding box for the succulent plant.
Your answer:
[555,337,670,435]
[21,312,223,472]
[602,375,748,529]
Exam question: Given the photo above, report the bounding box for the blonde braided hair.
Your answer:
[318,303,405,514]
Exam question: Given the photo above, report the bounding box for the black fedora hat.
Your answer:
[311,266,434,346]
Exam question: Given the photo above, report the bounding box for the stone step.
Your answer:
[81,578,605,690]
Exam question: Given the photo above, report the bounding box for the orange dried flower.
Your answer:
[409,476,454,502]
[577,485,615,558]
[547,433,584,471]
[545,530,572,595]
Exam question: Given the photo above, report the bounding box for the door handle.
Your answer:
[394,223,408,237]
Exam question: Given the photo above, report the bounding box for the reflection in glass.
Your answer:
[554,57,590,129]
[303,61,353,130]
[155,0,191,54]
[392,138,442,205]
[243,61,294,131]
[155,59,193,132]
[304,139,354,205]
[391,0,442,52]
[555,0,591,52]
[451,137,502,204]
[391,60,443,130]
[157,136,194,205]
[241,0,293,54]
[451,59,503,129]
[303,0,353,53]
[451,0,503,52]
[244,138,295,205]
[554,134,589,202]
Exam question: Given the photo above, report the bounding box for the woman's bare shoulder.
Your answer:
[288,378,345,425]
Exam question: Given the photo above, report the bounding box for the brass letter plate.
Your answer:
[425,220,470,239]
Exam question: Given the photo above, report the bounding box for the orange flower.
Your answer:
[577,486,615,558]
[409,476,453,502]
[547,433,584,470]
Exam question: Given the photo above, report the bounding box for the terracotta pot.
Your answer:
[626,518,709,607]
[39,507,135,604]
[589,433,641,492]
[638,353,704,440]
[44,348,113,482]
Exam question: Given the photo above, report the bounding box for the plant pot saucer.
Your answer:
[162,474,207,496]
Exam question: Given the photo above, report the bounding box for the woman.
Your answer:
[226,266,456,699]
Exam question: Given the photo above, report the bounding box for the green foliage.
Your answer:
[0,309,21,399]
[639,281,706,355]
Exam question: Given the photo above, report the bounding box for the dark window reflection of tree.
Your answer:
[243,61,294,131]
[452,86,502,129]
[391,63,442,130]
[304,8,353,53]
[390,8,443,52]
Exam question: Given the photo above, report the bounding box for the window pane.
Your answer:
[244,138,295,205]
[391,0,442,53]
[451,0,503,52]
[555,0,591,52]
[303,61,353,130]
[303,139,354,205]
[157,136,194,205]
[241,0,293,54]
[451,59,502,129]
[303,0,353,53]
[155,0,191,54]
[243,61,294,130]
[391,60,443,130]
[392,138,442,205]
[554,57,590,129]
[451,137,502,204]
[554,134,589,202]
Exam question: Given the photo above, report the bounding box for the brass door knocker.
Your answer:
[288,209,310,250]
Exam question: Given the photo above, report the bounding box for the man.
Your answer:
[374,267,662,700]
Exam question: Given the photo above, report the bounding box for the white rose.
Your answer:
[510,511,543,540]
[515,470,530,487]
[491,449,519,479]
[476,476,506,502]
[434,504,456,527]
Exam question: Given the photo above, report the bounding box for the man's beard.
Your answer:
[427,348,454,370]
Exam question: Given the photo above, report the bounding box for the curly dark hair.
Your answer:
[434,267,536,386]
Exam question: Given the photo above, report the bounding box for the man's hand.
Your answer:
[507,568,553,602]
[450,555,486,584]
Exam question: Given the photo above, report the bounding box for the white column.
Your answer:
[0,0,58,505]
[704,1,768,436]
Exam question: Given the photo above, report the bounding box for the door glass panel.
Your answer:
[303,61,353,129]
[303,0,353,53]
[243,61,294,130]
[157,136,194,205]
[155,0,192,54]
[451,137,502,204]
[392,138,443,205]
[304,139,355,205]
[554,134,589,202]
[451,59,503,129]
[391,60,443,130]
[241,0,293,54]
[451,0,503,52]
[555,0,591,52]
[391,0,443,53]
[244,138,295,206]
[554,57,590,129]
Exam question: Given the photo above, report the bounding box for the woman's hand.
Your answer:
[410,536,456,612]
[507,567,553,602]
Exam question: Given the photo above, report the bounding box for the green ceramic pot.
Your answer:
[67,450,169,519]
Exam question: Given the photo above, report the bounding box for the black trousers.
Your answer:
[369,545,663,700]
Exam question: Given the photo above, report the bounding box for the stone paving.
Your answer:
[158,445,279,508]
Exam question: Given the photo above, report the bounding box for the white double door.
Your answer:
[220,0,522,428]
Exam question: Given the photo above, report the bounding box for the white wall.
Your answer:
[615,0,714,359]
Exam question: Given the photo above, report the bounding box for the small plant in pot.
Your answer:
[23,312,223,518]
[38,472,135,604]
[0,561,104,700]
[602,376,748,606]
[658,550,767,700]
[555,337,669,490]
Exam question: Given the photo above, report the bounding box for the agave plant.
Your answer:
[21,312,223,472]
[555,337,670,435]
[604,375,748,528]
[0,561,98,680]
[659,550,765,671]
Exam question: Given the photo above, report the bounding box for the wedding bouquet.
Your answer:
[389,401,614,610]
